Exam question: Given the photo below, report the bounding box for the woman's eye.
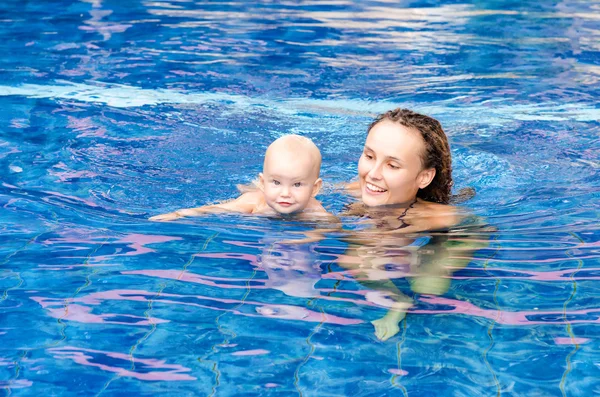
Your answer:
[388,164,400,169]
[363,153,373,160]
[294,182,302,188]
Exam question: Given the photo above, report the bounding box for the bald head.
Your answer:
[264,134,322,178]
[259,134,323,214]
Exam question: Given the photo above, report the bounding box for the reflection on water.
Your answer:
[48,346,196,381]
[2,223,600,395]
[1,0,600,395]
[258,240,323,298]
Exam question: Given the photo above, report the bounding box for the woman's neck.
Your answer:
[364,198,418,214]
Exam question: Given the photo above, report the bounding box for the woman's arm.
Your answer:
[343,180,361,198]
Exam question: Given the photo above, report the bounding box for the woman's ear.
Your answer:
[311,178,323,197]
[258,173,265,191]
[418,168,436,189]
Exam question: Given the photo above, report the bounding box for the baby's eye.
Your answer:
[272,180,280,185]
[293,182,303,188]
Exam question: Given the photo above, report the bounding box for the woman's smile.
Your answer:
[365,182,387,194]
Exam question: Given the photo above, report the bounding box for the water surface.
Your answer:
[1,0,600,395]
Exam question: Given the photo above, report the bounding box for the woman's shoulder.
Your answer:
[416,199,456,213]
[410,199,461,231]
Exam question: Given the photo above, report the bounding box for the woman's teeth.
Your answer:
[366,183,386,193]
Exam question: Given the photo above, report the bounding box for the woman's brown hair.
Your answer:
[368,108,453,204]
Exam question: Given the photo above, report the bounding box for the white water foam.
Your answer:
[0,81,599,122]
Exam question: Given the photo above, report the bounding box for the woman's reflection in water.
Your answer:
[338,229,487,341]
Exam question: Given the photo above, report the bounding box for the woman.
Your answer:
[339,108,487,341]
[345,107,459,232]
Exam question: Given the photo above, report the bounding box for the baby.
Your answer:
[150,134,328,221]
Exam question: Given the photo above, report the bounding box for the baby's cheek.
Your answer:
[301,188,313,199]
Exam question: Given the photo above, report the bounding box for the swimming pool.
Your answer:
[1,0,600,395]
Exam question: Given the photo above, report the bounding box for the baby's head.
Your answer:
[258,134,322,214]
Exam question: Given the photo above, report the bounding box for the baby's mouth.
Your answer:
[277,201,294,207]
[365,182,387,194]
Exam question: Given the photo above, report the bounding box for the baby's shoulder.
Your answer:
[306,198,328,212]
[237,181,259,193]
[301,199,337,222]
[238,190,264,205]
[218,190,265,213]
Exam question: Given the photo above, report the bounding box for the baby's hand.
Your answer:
[149,212,180,222]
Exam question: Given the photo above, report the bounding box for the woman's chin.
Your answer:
[361,193,388,207]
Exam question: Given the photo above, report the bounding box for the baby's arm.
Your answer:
[149,191,262,221]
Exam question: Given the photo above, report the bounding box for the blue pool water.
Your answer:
[1,0,600,395]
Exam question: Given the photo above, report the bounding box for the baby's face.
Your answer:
[260,150,321,215]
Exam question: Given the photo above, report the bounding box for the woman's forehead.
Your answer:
[365,122,424,156]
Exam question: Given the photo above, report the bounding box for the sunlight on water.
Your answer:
[1,81,600,123]
[1,0,600,395]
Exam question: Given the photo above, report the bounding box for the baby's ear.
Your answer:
[311,178,323,197]
[258,173,265,191]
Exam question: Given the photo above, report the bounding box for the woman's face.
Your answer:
[358,120,435,207]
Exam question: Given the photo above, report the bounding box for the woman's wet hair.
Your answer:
[368,108,453,204]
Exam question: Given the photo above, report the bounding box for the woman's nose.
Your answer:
[368,163,383,180]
